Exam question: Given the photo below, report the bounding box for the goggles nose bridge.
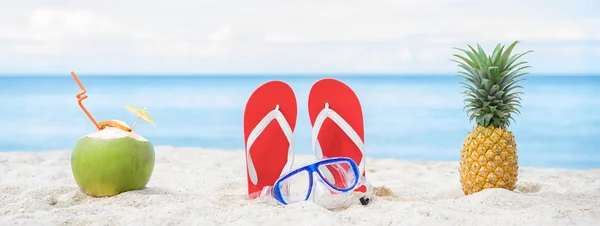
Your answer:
[308,173,329,202]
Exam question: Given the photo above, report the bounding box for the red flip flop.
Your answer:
[308,78,367,193]
[243,81,297,199]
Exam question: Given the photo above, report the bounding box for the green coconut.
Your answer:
[71,120,155,197]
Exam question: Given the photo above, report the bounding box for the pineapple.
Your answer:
[453,40,533,195]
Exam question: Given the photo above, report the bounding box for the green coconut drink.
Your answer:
[71,119,155,197]
[70,71,157,197]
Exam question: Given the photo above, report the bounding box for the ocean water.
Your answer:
[0,74,598,170]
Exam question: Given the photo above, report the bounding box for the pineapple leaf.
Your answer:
[458,75,478,87]
[458,47,481,68]
[490,85,500,96]
[458,76,478,87]
[505,99,521,105]
[500,72,528,88]
[491,118,501,127]
[453,47,479,64]
[503,82,524,93]
[500,74,518,88]
[476,44,489,68]
[489,66,500,84]
[464,97,477,104]
[476,116,484,126]
[459,71,482,86]
[482,101,490,108]
[461,91,478,99]
[469,113,477,122]
[456,63,480,78]
[505,101,522,109]
[505,92,524,101]
[468,45,486,69]
[458,71,480,83]
[500,70,520,84]
[494,90,504,99]
[482,79,492,91]
[504,54,520,70]
[476,88,487,97]
[504,85,525,95]
[460,83,478,93]
[505,50,534,70]
[512,107,522,115]
[510,66,532,76]
[478,69,489,80]
[451,60,473,72]
[498,41,520,71]
[507,106,521,114]
[465,106,478,113]
[505,63,531,75]
[452,55,477,68]
[508,114,516,124]
[483,113,493,126]
[491,44,504,65]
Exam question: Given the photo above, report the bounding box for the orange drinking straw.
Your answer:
[71,71,101,130]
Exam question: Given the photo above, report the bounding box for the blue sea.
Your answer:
[0,74,598,170]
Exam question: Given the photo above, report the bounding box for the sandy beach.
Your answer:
[1,146,599,226]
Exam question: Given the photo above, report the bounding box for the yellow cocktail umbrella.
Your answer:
[125,106,156,131]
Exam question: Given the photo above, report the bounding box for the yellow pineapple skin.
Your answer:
[459,125,518,195]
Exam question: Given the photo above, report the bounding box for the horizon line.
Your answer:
[0,72,598,77]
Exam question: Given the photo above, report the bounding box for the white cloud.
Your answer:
[208,26,233,42]
[0,0,598,74]
[30,8,126,39]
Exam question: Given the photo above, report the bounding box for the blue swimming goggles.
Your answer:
[254,157,371,209]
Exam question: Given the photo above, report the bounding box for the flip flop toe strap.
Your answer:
[246,105,295,186]
[312,103,365,176]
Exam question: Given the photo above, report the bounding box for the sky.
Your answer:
[0,0,599,75]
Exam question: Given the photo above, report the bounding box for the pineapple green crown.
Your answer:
[453,41,533,129]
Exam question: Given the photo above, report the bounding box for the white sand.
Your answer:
[1,146,599,226]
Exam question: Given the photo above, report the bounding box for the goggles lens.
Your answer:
[317,160,357,191]
[277,169,310,203]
